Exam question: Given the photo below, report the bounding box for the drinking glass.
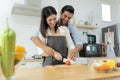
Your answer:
[1,52,25,80]
[0,56,3,78]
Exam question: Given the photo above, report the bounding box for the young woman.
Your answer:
[37,6,75,66]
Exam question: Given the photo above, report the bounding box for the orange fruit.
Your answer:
[15,45,25,60]
[97,64,109,71]
[15,45,25,52]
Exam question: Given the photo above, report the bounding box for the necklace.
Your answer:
[50,30,55,35]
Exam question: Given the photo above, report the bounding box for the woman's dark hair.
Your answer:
[61,5,74,14]
[40,6,57,38]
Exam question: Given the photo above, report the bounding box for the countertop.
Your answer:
[15,63,120,80]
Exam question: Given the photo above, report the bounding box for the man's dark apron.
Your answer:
[42,36,68,66]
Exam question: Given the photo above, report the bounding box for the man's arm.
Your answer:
[67,23,83,60]
[75,44,83,53]
[68,23,83,53]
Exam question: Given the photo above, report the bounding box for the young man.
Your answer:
[31,5,83,61]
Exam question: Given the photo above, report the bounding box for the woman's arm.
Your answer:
[32,37,54,56]
[32,30,62,60]
[39,48,62,60]
[31,30,54,56]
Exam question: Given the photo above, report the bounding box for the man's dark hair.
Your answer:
[61,5,74,14]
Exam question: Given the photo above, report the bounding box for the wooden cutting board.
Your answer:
[44,64,86,70]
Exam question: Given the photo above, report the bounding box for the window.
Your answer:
[101,3,111,22]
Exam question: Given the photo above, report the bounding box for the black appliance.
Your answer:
[79,34,102,57]
[87,35,96,44]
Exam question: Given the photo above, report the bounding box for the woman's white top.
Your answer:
[38,26,75,55]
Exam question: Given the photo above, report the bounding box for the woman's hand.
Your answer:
[53,51,62,61]
[43,46,54,56]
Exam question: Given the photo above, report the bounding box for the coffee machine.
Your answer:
[79,34,102,57]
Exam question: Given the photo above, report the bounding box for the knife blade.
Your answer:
[63,58,75,64]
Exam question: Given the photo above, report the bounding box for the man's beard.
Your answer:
[61,19,68,26]
[58,18,68,26]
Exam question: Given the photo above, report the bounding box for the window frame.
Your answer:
[101,3,111,22]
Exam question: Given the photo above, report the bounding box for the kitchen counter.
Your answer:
[15,63,120,80]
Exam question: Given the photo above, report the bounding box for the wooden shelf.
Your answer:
[76,24,98,29]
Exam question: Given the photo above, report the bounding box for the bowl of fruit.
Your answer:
[90,59,116,73]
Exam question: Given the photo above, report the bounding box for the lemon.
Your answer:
[106,60,116,68]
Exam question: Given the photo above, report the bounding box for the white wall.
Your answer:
[0,0,120,58]
[0,15,40,59]
[119,4,120,22]
[10,15,40,59]
[58,0,120,43]
[58,0,119,26]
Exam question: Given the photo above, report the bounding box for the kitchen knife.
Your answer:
[63,58,75,64]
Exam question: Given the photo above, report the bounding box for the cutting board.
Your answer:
[44,64,86,70]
